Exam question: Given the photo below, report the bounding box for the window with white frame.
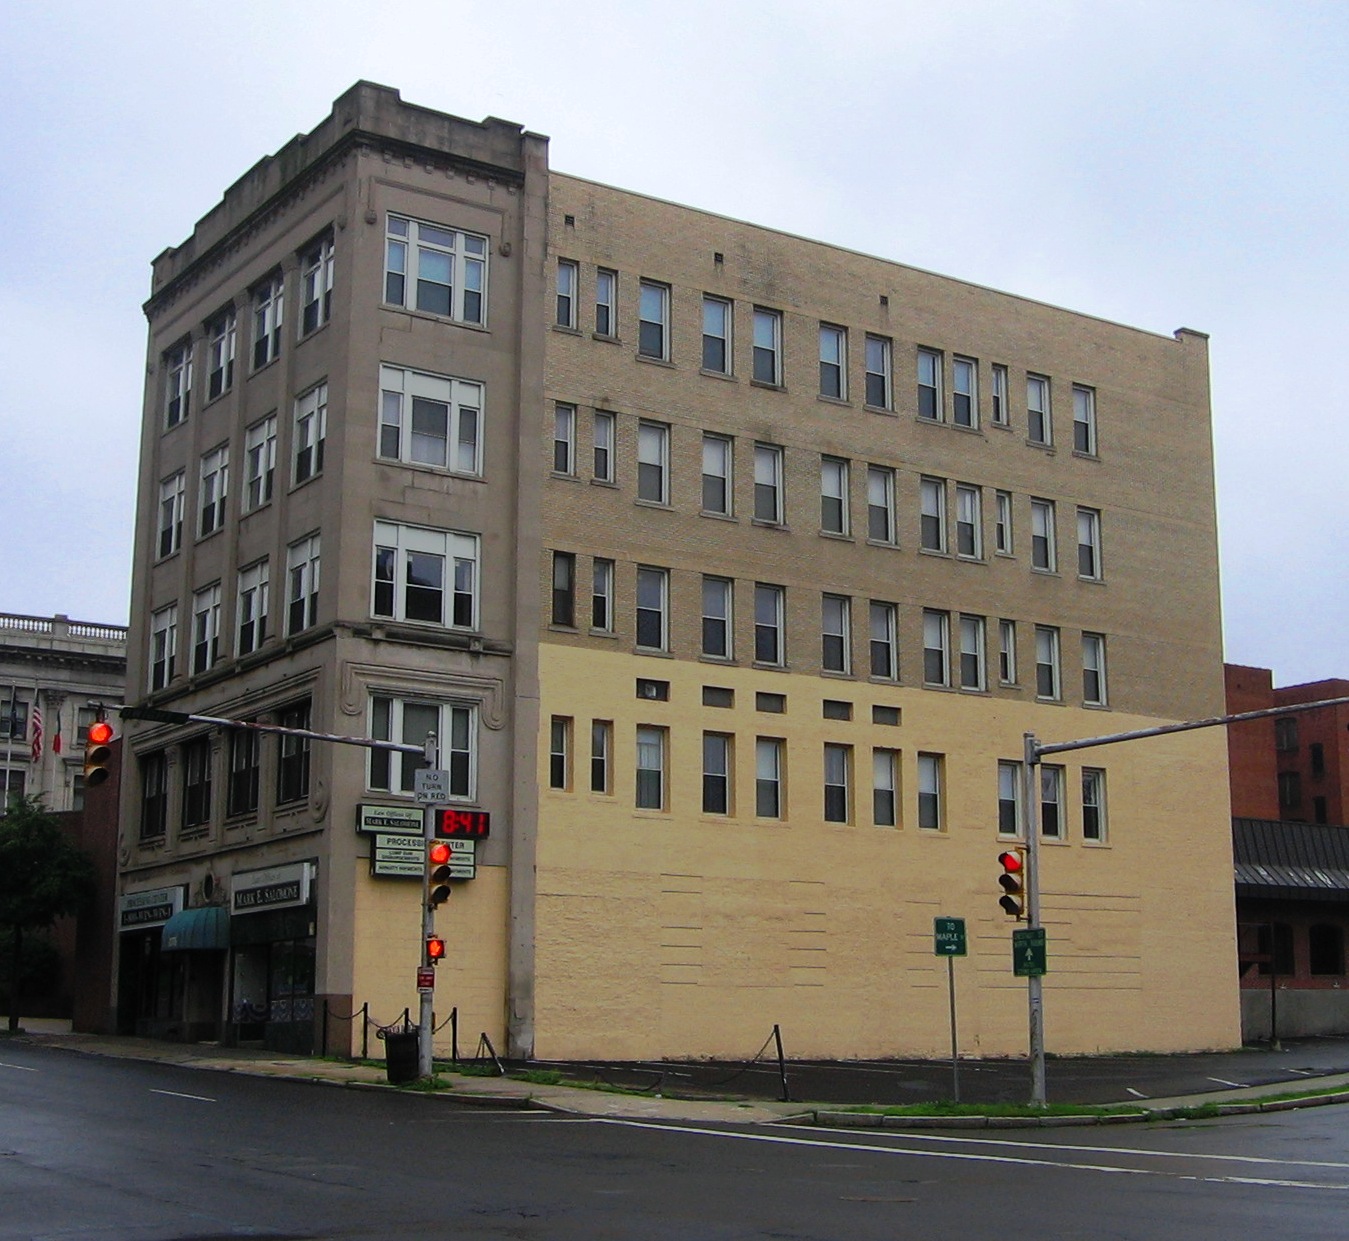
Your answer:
[1073,384,1097,454]
[595,269,617,337]
[1030,498,1056,571]
[959,614,986,691]
[923,609,950,686]
[286,533,320,636]
[995,489,1013,555]
[920,477,947,552]
[191,584,221,675]
[1041,764,1064,838]
[206,309,236,400]
[754,443,784,523]
[638,281,670,360]
[873,748,899,827]
[251,273,284,370]
[702,296,731,373]
[1083,632,1108,705]
[635,725,666,809]
[999,619,1018,684]
[378,365,481,475]
[553,403,576,475]
[1077,507,1103,579]
[702,434,732,515]
[370,697,476,799]
[998,760,1023,836]
[1082,768,1107,841]
[590,719,612,793]
[181,735,212,829]
[385,215,487,324]
[556,258,578,328]
[1027,374,1051,444]
[593,410,615,482]
[991,363,1009,426]
[637,421,669,503]
[867,465,896,543]
[752,307,783,385]
[227,727,260,817]
[955,483,982,558]
[821,594,851,674]
[237,560,269,656]
[549,716,571,789]
[140,751,167,838]
[870,600,898,679]
[702,576,733,658]
[293,382,327,484]
[917,348,942,420]
[756,737,783,818]
[918,752,943,830]
[591,558,614,631]
[551,551,576,627]
[819,324,847,399]
[373,521,477,629]
[1035,625,1061,699]
[703,732,732,814]
[821,457,849,535]
[824,743,851,823]
[165,339,193,428]
[299,233,334,337]
[158,472,184,559]
[754,583,785,665]
[865,334,892,409]
[150,604,177,691]
[635,566,669,651]
[199,445,229,538]
[953,356,978,427]
[276,700,312,805]
[244,415,276,512]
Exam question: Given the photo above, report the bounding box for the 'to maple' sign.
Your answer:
[436,808,491,839]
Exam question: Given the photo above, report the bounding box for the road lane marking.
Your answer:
[150,1088,216,1102]
[0,1062,38,1072]
[1285,1068,1314,1077]
[1125,1087,1148,1098]
[1207,1076,1248,1087]
[594,1119,1349,1191]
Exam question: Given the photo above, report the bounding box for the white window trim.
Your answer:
[369,696,477,799]
[384,214,488,325]
[372,520,479,630]
[237,559,270,657]
[378,364,482,476]
[752,307,783,386]
[293,382,327,484]
[244,415,277,512]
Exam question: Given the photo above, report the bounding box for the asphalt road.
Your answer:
[4,1041,1349,1240]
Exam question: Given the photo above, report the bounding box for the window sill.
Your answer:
[552,324,583,336]
[635,498,673,511]
[589,477,619,489]
[1031,567,1061,578]
[548,623,579,634]
[750,379,786,393]
[865,538,901,551]
[918,547,952,559]
[248,355,281,380]
[819,530,853,542]
[951,421,983,435]
[700,510,738,523]
[550,470,582,482]
[380,304,490,335]
[1072,449,1101,462]
[864,403,897,417]
[636,353,675,368]
[296,319,331,346]
[990,420,1013,432]
[592,332,622,345]
[914,413,944,427]
[633,647,674,659]
[817,394,850,408]
[955,554,986,565]
[699,368,736,381]
[750,518,789,531]
[1024,439,1057,454]
[751,662,789,673]
[699,653,737,665]
[588,628,619,640]
[1078,575,1106,586]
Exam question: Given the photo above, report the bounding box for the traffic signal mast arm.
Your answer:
[120,705,430,757]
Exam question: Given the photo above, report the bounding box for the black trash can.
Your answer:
[384,1031,420,1084]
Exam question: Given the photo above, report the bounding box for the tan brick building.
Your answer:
[116,83,1238,1059]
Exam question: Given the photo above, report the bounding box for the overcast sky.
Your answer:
[2,0,1344,687]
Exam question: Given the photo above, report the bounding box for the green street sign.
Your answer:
[1012,927,1047,977]
[934,916,967,957]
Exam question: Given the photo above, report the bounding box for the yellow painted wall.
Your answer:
[350,860,510,1059]
[532,644,1239,1060]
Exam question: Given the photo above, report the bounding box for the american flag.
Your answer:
[30,702,42,763]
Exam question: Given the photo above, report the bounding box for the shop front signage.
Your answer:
[356,804,424,835]
[232,862,313,913]
[371,835,475,879]
[118,885,185,930]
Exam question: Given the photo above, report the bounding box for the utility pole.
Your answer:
[1020,692,1349,1108]
[418,733,439,1079]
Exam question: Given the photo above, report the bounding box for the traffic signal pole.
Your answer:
[419,735,438,1080]
[1020,691,1349,1108]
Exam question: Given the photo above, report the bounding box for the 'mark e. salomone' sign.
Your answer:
[232,862,313,913]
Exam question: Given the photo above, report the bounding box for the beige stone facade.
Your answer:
[116,83,1238,1061]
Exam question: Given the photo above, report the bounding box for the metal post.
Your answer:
[1023,731,1046,1107]
[772,1023,791,1102]
[947,956,960,1103]
[418,734,438,1079]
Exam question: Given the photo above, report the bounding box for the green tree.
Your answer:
[0,797,96,1033]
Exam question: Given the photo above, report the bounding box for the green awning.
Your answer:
[161,905,230,951]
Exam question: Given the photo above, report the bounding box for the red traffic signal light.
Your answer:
[84,720,115,787]
[427,840,453,908]
[998,848,1027,919]
[425,935,446,963]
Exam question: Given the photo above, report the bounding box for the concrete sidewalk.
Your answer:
[9,1022,1349,1129]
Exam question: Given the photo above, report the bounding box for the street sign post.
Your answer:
[1012,927,1047,977]
[933,916,967,1101]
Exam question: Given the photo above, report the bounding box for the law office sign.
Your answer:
[356,804,424,835]
[232,862,314,913]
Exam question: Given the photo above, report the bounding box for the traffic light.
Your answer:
[427,840,453,908]
[425,934,446,964]
[84,720,115,787]
[998,847,1027,919]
